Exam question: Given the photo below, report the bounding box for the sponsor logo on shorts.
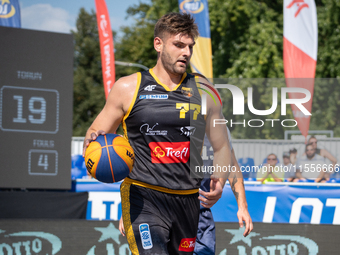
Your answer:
[139,223,153,250]
[178,237,196,252]
[144,85,157,91]
[140,123,167,136]
[139,94,168,99]
[180,126,196,137]
[149,141,190,164]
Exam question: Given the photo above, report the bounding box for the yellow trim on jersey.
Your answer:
[195,75,203,97]
[121,181,139,255]
[149,68,187,91]
[122,72,142,141]
[124,177,199,195]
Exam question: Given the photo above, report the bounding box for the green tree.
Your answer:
[209,0,284,79]
[115,0,179,71]
[72,8,105,136]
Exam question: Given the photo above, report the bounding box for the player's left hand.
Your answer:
[119,217,125,237]
[198,178,223,208]
[237,208,253,237]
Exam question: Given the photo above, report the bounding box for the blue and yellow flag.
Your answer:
[0,0,21,28]
[178,0,213,78]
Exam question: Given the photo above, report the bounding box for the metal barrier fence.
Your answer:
[231,138,340,166]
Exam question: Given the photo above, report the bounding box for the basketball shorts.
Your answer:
[121,181,200,255]
[194,208,216,255]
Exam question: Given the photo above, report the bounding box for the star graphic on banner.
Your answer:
[1,0,10,5]
[94,223,120,244]
[225,227,260,247]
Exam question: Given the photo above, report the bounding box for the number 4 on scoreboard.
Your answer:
[38,154,49,170]
[28,150,58,176]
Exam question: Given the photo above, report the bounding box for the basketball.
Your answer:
[85,134,134,183]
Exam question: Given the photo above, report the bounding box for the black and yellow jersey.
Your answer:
[122,69,206,192]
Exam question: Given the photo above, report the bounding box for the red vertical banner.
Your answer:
[95,0,115,99]
[283,0,318,139]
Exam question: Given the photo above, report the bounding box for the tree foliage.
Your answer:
[72,8,105,136]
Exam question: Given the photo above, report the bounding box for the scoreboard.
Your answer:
[0,27,73,189]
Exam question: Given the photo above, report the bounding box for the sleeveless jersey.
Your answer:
[122,69,206,191]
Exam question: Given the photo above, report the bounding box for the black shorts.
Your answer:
[121,180,200,255]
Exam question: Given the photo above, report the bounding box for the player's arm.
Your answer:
[82,73,138,156]
[229,148,253,236]
[204,83,233,186]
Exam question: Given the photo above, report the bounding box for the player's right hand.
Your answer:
[82,130,106,157]
[198,178,223,208]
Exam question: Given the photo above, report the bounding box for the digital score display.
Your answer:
[1,86,59,133]
[0,27,73,189]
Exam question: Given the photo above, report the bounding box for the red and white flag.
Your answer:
[283,0,318,138]
[95,0,115,99]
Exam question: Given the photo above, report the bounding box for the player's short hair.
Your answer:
[154,12,199,40]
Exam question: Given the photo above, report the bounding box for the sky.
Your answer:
[19,0,150,38]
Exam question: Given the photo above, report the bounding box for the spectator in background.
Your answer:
[282,151,297,182]
[289,148,298,165]
[308,136,337,180]
[257,154,284,183]
[296,143,327,182]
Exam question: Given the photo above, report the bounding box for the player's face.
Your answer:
[160,33,195,75]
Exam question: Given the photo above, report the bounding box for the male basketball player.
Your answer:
[83,12,250,255]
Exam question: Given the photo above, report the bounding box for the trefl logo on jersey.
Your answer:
[178,237,196,252]
[139,223,153,250]
[149,141,190,164]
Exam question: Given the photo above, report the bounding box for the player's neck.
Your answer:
[152,64,185,90]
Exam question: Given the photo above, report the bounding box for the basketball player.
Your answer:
[83,12,249,255]
[118,131,253,255]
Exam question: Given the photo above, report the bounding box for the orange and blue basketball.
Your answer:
[85,134,134,183]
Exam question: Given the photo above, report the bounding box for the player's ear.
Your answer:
[154,37,163,53]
